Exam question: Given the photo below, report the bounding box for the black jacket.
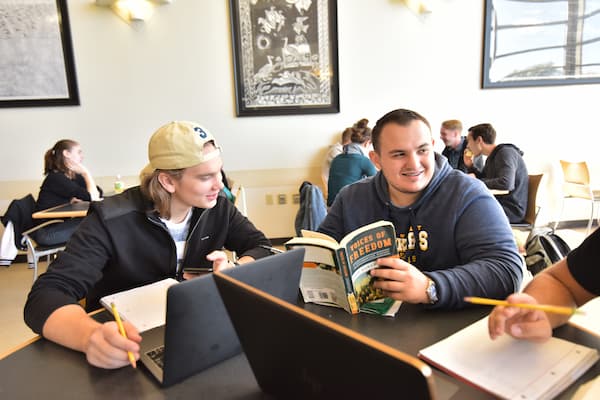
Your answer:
[24,187,271,333]
[1,194,36,250]
[476,144,528,223]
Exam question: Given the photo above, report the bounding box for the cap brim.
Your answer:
[140,163,155,177]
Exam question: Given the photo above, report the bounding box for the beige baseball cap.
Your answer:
[141,121,221,175]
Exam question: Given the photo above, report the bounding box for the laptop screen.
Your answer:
[154,248,306,386]
[214,268,436,400]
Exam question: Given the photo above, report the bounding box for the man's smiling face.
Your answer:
[369,120,435,207]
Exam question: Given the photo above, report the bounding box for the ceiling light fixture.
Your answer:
[95,0,173,24]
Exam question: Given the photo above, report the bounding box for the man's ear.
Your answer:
[369,150,382,170]
[157,172,176,193]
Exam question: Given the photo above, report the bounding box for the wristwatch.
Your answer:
[426,278,438,304]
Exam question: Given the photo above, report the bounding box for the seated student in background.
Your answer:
[220,169,235,203]
[34,139,102,246]
[439,119,483,173]
[327,118,377,206]
[318,109,523,309]
[463,123,528,223]
[488,228,599,342]
[24,121,272,369]
[322,127,352,191]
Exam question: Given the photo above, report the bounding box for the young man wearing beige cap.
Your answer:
[24,121,272,369]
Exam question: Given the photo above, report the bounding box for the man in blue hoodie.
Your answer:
[318,108,523,309]
[464,123,529,223]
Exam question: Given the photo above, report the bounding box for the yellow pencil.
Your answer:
[110,302,137,368]
[464,296,585,316]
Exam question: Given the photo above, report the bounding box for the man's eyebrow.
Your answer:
[386,141,432,154]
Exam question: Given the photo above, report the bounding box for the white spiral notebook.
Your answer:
[569,297,600,337]
[418,317,599,400]
[100,278,179,332]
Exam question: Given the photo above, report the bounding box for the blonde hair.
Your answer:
[441,119,462,131]
[139,169,184,219]
[139,141,220,219]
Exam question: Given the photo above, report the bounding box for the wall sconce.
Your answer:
[401,0,432,15]
[95,0,173,24]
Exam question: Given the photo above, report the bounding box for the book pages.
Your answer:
[100,278,179,332]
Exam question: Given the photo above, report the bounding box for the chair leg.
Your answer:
[26,251,34,270]
[588,201,596,235]
[32,256,39,283]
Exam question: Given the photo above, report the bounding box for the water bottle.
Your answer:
[114,174,125,194]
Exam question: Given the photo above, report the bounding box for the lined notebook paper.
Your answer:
[100,278,178,332]
[418,317,598,400]
[570,297,600,337]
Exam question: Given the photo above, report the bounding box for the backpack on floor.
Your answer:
[524,228,571,275]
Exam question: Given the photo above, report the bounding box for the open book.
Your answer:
[285,220,401,316]
[418,317,599,400]
[100,278,178,332]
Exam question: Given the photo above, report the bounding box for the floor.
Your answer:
[0,259,40,357]
[0,228,589,358]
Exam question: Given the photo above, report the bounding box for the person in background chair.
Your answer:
[33,139,102,246]
[24,121,272,369]
[327,118,377,206]
[440,119,483,173]
[318,109,523,309]
[322,127,352,191]
[220,169,235,203]
[488,228,599,342]
[464,123,529,223]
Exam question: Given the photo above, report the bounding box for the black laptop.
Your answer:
[214,266,437,399]
[139,248,305,387]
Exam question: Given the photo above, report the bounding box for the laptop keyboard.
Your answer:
[146,345,165,369]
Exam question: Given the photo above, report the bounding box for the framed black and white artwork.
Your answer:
[230,0,339,116]
[0,0,79,108]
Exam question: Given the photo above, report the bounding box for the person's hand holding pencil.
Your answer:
[110,302,140,369]
[484,293,572,343]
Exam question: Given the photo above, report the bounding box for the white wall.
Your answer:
[1,0,598,236]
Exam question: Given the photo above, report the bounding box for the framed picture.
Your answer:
[229,0,339,116]
[0,0,79,108]
[482,0,600,88]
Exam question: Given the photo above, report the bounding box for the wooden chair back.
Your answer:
[523,174,543,226]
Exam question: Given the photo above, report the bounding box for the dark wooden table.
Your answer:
[1,301,598,399]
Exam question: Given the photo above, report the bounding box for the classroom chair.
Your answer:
[555,160,600,234]
[511,174,544,241]
[1,194,66,282]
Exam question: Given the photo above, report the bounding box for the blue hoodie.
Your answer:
[318,153,523,309]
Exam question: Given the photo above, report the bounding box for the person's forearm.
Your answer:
[42,304,101,352]
[85,177,100,200]
[522,270,576,328]
[76,164,100,200]
[81,172,100,200]
[236,255,255,264]
[524,258,596,328]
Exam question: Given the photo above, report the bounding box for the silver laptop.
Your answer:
[139,248,305,387]
[214,264,437,399]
